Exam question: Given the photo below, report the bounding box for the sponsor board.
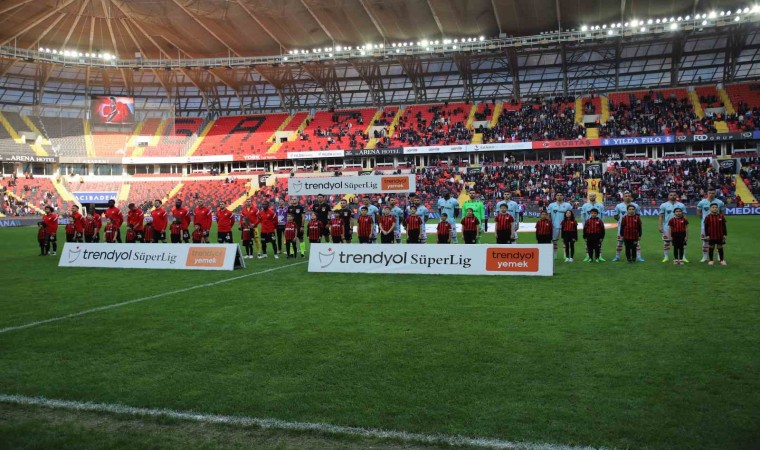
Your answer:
[287,150,345,159]
[73,192,118,203]
[58,243,244,271]
[0,154,58,163]
[532,138,601,149]
[344,148,404,157]
[58,157,123,164]
[601,135,675,146]
[674,132,755,143]
[240,154,280,161]
[308,243,553,276]
[403,144,468,155]
[724,206,760,215]
[121,155,233,164]
[288,174,414,195]
[0,219,24,227]
[469,142,533,152]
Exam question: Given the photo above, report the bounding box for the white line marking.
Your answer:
[0,262,307,335]
[0,393,610,450]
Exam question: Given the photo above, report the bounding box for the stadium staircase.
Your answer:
[150,119,167,146]
[162,182,185,205]
[465,104,478,129]
[689,90,705,119]
[186,121,214,157]
[734,175,758,204]
[715,121,729,133]
[228,181,259,211]
[718,87,736,115]
[21,116,51,146]
[51,177,77,204]
[0,113,20,142]
[118,183,130,202]
[126,120,146,148]
[489,102,502,128]
[574,98,583,124]
[600,96,610,123]
[268,113,310,154]
[363,108,385,149]
[83,120,95,157]
[264,114,294,153]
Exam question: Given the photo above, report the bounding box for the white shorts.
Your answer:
[552,227,561,241]
[662,227,671,240]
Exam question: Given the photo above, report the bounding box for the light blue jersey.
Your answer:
[364,204,379,224]
[495,200,520,223]
[390,206,404,231]
[580,202,605,223]
[614,201,640,236]
[438,197,460,225]
[696,198,725,224]
[547,201,572,228]
[660,201,686,232]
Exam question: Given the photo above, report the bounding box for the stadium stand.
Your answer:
[125,180,181,210]
[29,116,87,157]
[725,82,760,132]
[392,103,471,146]
[0,115,35,157]
[92,131,132,157]
[194,114,286,158]
[170,179,248,207]
[1,176,67,213]
[480,97,581,143]
[279,108,374,153]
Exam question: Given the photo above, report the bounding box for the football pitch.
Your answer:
[0,217,758,450]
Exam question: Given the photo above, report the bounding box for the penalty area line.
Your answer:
[0,261,307,335]
[0,393,610,450]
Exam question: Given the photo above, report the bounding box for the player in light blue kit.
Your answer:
[437,189,460,244]
[658,191,687,263]
[612,191,644,262]
[580,192,606,261]
[696,187,725,262]
[389,197,404,243]
[547,193,572,258]
[495,191,520,242]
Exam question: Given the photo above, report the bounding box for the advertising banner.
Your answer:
[532,138,601,149]
[288,174,415,195]
[240,154,280,161]
[308,243,553,276]
[601,136,675,146]
[122,155,233,164]
[73,192,118,203]
[403,144,469,155]
[344,148,404,157]
[469,142,533,152]
[0,154,58,163]
[58,243,244,271]
[286,150,345,159]
[674,132,755,143]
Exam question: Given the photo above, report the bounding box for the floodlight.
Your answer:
[479,36,484,41]
[670,23,678,30]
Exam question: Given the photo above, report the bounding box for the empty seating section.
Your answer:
[92,131,131,157]
[283,112,309,131]
[171,179,246,206]
[65,180,122,193]
[392,103,471,146]
[126,181,178,208]
[134,117,204,157]
[3,111,31,133]
[31,117,87,157]
[726,83,760,132]
[139,118,163,138]
[195,115,286,158]
[0,117,33,157]
[280,108,374,153]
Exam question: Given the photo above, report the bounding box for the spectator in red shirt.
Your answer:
[257,201,278,259]
[150,199,168,243]
[42,205,58,255]
[216,200,235,244]
[171,200,191,243]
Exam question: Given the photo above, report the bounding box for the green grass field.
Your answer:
[1,217,758,450]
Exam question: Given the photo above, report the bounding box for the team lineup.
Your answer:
[34,188,729,265]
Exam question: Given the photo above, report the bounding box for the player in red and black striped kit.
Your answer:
[461,208,480,244]
[582,209,606,263]
[495,204,516,244]
[560,210,579,262]
[437,213,452,244]
[36,221,48,255]
[619,205,642,263]
[703,203,727,266]
[404,205,423,244]
[170,218,182,244]
[284,214,298,258]
[357,206,374,244]
[378,207,396,244]
[667,207,689,265]
[329,213,345,244]
[535,211,553,244]
[307,215,324,244]
[240,217,254,258]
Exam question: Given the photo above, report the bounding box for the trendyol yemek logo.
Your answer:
[318,247,336,268]
[68,245,83,263]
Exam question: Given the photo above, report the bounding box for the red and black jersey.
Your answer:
[357,215,374,238]
[144,226,153,242]
[535,219,552,237]
[620,214,642,240]
[37,227,46,240]
[84,217,98,235]
[192,229,203,243]
[405,215,422,231]
[461,216,480,232]
[125,228,136,242]
[170,223,182,236]
[308,220,323,241]
[379,215,396,233]
[285,221,297,241]
[65,223,75,235]
[495,213,514,232]
[703,213,727,240]
[104,224,118,243]
[437,221,452,238]
[668,217,688,234]
[561,218,578,233]
[329,218,344,238]
[216,209,235,233]
[583,217,605,237]
[241,227,253,241]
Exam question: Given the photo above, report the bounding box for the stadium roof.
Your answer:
[0,0,748,59]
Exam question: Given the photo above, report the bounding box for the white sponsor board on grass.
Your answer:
[308,243,553,276]
[58,243,245,271]
[288,174,415,195]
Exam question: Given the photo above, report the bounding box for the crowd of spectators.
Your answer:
[739,157,760,202]
[392,105,472,146]
[599,92,717,137]
[480,97,584,143]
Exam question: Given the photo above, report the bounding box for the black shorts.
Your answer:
[171,234,181,243]
[152,231,166,243]
[135,230,145,242]
[84,235,94,243]
[496,230,513,244]
[407,229,420,243]
[66,234,74,242]
[358,236,371,244]
[380,233,394,244]
[331,236,343,244]
[437,236,450,244]
[536,235,552,244]
[309,238,321,244]
[75,232,83,241]
[202,230,209,237]
[708,239,724,246]
[321,226,330,238]
[217,232,233,243]
[182,230,190,241]
[260,232,274,243]
[48,234,56,243]
[463,230,477,244]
